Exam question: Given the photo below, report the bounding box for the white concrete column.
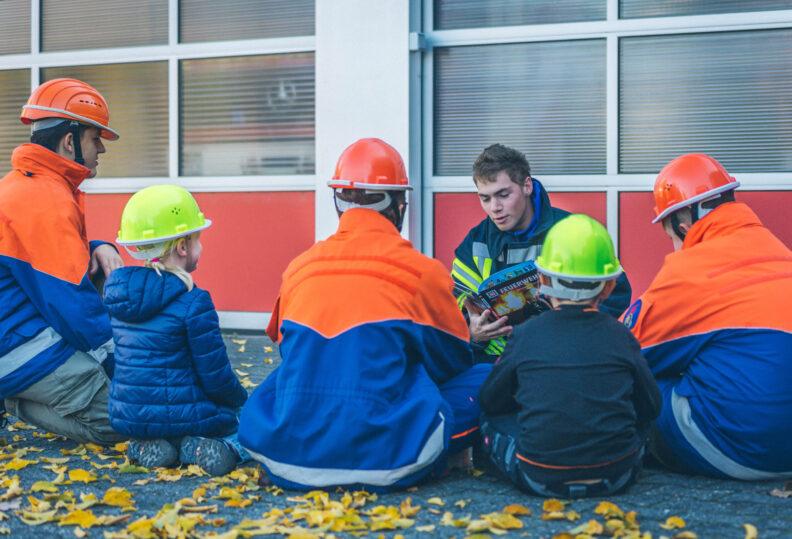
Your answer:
[315,0,412,241]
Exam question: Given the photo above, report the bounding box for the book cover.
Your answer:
[455,261,549,325]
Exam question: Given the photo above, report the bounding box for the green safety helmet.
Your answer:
[116,184,211,260]
[535,214,622,301]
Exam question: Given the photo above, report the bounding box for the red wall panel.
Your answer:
[85,192,315,313]
[433,191,607,269]
[619,191,792,302]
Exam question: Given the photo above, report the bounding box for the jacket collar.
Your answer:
[337,207,400,236]
[11,143,92,192]
[683,202,761,249]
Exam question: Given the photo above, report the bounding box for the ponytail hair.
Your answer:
[142,236,195,291]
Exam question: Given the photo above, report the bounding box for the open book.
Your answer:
[454,260,549,325]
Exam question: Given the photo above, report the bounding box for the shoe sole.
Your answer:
[196,438,238,476]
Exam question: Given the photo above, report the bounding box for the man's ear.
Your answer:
[522,176,533,196]
[59,131,74,155]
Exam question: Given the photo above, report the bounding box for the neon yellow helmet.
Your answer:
[116,184,211,260]
[535,214,622,301]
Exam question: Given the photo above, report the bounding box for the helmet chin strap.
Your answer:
[69,121,85,166]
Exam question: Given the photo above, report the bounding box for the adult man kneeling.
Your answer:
[624,153,792,479]
[239,138,490,491]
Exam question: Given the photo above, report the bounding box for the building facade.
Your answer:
[2,0,791,328]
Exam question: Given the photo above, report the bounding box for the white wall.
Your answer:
[315,0,412,241]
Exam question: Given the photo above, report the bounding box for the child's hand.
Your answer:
[469,309,513,343]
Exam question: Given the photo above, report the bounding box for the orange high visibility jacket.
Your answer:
[240,208,475,489]
[0,144,113,397]
[624,202,792,476]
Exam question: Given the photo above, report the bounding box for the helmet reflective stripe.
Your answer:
[30,117,68,131]
[329,179,413,191]
[23,104,120,140]
[540,278,605,301]
[334,189,393,213]
[123,242,170,261]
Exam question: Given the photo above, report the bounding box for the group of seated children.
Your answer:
[103,179,658,498]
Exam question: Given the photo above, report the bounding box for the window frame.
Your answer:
[0,0,316,194]
[420,0,792,255]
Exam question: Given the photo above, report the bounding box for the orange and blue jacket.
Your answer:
[0,144,113,398]
[623,202,792,475]
[239,208,475,490]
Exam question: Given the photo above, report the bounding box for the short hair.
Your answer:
[30,121,85,153]
[473,144,531,186]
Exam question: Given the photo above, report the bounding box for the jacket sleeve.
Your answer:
[411,262,475,385]
[451,233,485,310]
[1,205,113,355]
[599,271,632,319]
[479,345,519,415]
[185,290,248,409]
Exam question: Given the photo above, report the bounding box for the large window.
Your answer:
[620,29,792,173]
[621,0,792,19]
[434,40,606,175]
[180,53,315,176]
[434,0,605,29]
[180,0,315,42]
[0,70,31,162]
[42,0,167,51]
[43,63,169,177]
[0,0,30,55]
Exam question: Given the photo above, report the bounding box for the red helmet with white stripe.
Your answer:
[652,153,738,224]
[20,78,119,140]
[328,138,412,191]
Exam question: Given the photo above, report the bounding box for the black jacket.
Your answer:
[480,305,661,467]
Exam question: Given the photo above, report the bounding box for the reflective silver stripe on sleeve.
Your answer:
[247,413,446,487]
[0,327,63,378]
[506,245,541,265]
[671,390,792,480]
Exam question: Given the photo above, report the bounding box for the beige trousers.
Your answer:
[4,350,125,445]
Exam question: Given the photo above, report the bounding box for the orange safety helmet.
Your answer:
[20,78,119,140]
[652,153,739,223]
[328,138,412,191]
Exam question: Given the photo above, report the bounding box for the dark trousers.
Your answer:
[480,413,643,498]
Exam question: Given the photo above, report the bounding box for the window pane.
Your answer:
[621,0,792,19]
[434,0,605,30]
[0,70,31,165]
[181,54,315,176]
[180,0,314,42]
[434,41,606,175]
[42,0,167,51]
[620,29,792,173]
[42,63,169,177]
[0,0,30,54]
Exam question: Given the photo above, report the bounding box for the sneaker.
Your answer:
[179,436,203,465]
[195,438,239,476]
[128,439,178,468]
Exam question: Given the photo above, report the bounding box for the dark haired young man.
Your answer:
[452,144,632,361]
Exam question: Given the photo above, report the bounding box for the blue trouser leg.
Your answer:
[439,363,492,455]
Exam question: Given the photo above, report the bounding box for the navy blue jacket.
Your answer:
[104,267,247,439]
[452,180,632,360]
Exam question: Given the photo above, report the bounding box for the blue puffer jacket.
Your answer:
[104,266,247,439]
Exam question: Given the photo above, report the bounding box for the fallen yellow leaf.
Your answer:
[59,509,98,528]
[416,524,435,532]
[30,481,59,493]
[744,523,758,539]
[660,516,687,530]
[674,532,698,539]
[569,519,604,535]
[68,469,98,484]
[102,487,136,511]
[502,503,531,516]
[542,498,566,512]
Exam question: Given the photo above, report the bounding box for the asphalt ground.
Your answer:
[0,332,788,538]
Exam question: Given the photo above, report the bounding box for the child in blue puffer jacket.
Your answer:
[104,184,248,475]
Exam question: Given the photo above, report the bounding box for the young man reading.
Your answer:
[452,144,632,361]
